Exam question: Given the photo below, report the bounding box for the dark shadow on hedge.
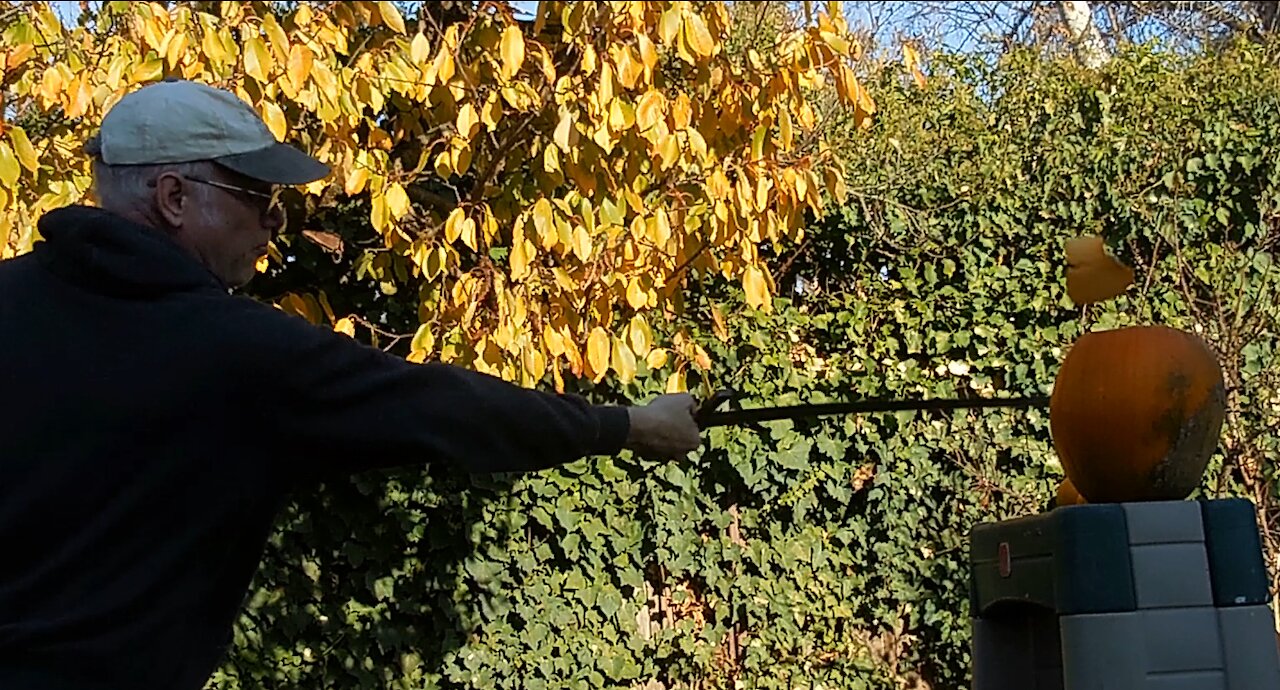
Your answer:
[212,464,518,690]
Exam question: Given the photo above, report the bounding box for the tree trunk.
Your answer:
[1059,1,1110,69]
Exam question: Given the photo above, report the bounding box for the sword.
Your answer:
[695,389,1050,428]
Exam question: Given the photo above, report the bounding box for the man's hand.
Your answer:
[625,393,702,459]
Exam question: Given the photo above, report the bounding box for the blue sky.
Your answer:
[45,1,983,52]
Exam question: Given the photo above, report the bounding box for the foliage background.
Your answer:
[4,2,1280,689]
[221,41,1280,690]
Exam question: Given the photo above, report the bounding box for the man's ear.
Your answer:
[153,171,186,230]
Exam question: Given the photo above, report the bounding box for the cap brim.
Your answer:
[214,143,330,185]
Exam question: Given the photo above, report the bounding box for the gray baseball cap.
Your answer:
[85,79,330,185]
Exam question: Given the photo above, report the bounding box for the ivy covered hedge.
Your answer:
[211,42,1280,689]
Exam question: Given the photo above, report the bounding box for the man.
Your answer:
[0,79,703,689]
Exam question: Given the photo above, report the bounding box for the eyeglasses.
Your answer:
[182,175,283,218]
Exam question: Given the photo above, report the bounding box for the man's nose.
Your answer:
[263,204,285,233]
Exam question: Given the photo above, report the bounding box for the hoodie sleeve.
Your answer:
[262,313,631,477]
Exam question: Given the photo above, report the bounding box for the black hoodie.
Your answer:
[0,206,630,689]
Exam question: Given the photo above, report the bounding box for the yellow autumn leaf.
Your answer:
[287,44,313,88]
[410,322,435,357]
[131,59,164,84]
[536,43,557,83]
[433,148,453,178]
[658,134,680,170]
[686,127,707,162]
[824,167,847,204]
[608,98,635,132]
[612,337,637,383]
[319,292,337,324]
[307,75,338,121]
[553,109,575,151]
[445,207,466,243]
[665,370,687,393]
[626,278,647,309]
[543,144,560,173]
[450,137,472,176]
[37,67,64,105]
[370,192,390,233]
[432,45,456,84]
[658,9,682,44]
[532,198,556,248]
[423,246,446,280]
[510,238,535,279]
[683,12,715,57]
[480,93,502,128]
[581,43,599,75]
[820,29,851,56]
[4,43,34,71]
[646,348,669,370]
[141,16,165,52]
[261,15,289,61]
[244,36,272,82]
[460,216,479,251]
[345,165,370,195]
[1064,235,1135,305]
[671,93,692,129]
[283,292,324,324]
[261,101,287,140]
[903,41,927,89]
[755,175,772,210]
[742,265,770,309]
[615,46,642,90]
[500,24,525,80]
[635,90,666,131]
[628,315,653,358]
[519,344,545,383]
[804,169,822,206]
[542,328,565,357]
[457,102,480,138]
[647,209,671,246]
[637,34,659,72]
[707,169,731,200]
[586,327,611,381]
[572,225,593,262]
[480,204,499,241]
[797,101,817,129]
[710,303,729,341]
[411,32,431,64]
[0,142,19,187]
[202,26,227,65]
[852,70,877,127]
[691,343,712,371]
[377,1,406,34]
[8,127,38,173]
[166,31,189,69]
[385,183,411,219]
[334,317,357,337]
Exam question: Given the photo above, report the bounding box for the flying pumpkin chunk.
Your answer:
[1049,325,1225,503]
[1064,235,1135,305]
[1056,477,1087,506]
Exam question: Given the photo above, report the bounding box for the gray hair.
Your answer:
[89,158,215,214]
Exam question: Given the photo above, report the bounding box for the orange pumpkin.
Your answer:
[1049,325,1225,503]
[1055,477,1087,506]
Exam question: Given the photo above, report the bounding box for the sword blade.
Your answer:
[697,395,1051,428]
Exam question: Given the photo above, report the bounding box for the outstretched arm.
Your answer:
[265,318,699,476]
